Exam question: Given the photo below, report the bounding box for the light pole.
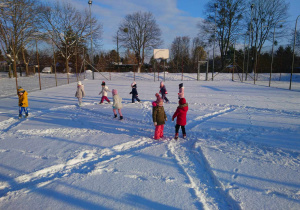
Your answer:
[212,3,218,81]
[270,20,285,87]
[246,4,254,81]
[289,15,300,90]
[88,0,94,80]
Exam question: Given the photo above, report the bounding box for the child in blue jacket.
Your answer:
[130,82,141,103]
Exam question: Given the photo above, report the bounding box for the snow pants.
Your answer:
[100,96,110,103]
[132,96,141,103]
[154,124,164,140]
[175,124,186,135]
[161,94,169,103]
[77,97,82,106]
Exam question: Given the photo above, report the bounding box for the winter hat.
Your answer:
[101,81,105,86]
[78,81,82,86]
[112,89,118,95]
[158,98,163,106]
[152,101,157,107]
[179,83,183,89]
[179,98,186,105]
[17,87,25,93]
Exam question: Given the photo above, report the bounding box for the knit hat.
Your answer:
[78,81,82,86]
[112,89,118,95]
[158,98,163,106]
[179,83,183,89]
[17,87,25,93]
[179,98,186,105]
[101,81,105,86]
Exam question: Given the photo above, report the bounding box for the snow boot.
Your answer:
[25,113,28,118]
[183,134,186,139]
[114,114,118,118]
[19,114,22,119]
[120,116,123,120]
[174,133,179,140]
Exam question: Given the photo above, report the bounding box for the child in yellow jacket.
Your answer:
[17,87,29,118]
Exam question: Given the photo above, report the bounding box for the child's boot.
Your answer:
[174,133,179,140]
[120,116,123,120]
[114,114,117,118]
[25,113,28,118]
[19,114,22,119]
[183,134,186,139]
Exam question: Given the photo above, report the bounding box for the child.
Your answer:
[172,98,188,139]
[152,93,162,113]
[99,81,111,104]
[17,87,29,118]
[178,83,184,99]
[153,98,167,140]
[159,81,169,103]
[129,81,141,103]
[75,81,85,106]
[112,89,123,120]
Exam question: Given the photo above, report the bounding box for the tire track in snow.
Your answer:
[0,137,156,200]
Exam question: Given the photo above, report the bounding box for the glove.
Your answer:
[154,122,157,126]
[20,103,23,106]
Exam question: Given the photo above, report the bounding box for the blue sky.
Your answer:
[63,0,300,56]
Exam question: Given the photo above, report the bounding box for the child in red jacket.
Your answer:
[172,98,188,139]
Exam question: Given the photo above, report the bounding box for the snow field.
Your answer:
[0,73,299,209]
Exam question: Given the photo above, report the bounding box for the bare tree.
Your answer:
[0,0,41,83]
[198,0,245,70]
[40,1,102,79]
[118,11,163,73]
[246,0,289,66]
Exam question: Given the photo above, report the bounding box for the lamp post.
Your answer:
[270,20,285,87]
[88,0,94,80]
[289,15,300,90]
[212,3,218,81]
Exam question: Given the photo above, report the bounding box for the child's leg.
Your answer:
[78,98,82,105]
[181,126,186,135]
[100,96,105,103]
[160,124,164,138]
[24,107,28,116]
[164,96,169,102]
[19,107,23,115]
[113,109,117,115]
[132,96,135,103]
[118,109,122,116]
[136,96,141,102]
[175,124,180,133]
[104,96,110,103]
[154,125,160,140]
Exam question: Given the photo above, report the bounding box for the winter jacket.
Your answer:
[172,101,188,126]
[75,85,85,98]
[99,85,110,96]
[113,94,123,109]
[178,87,184,99]
[130,87,138,97]
[17,89,28,107]
[160,85,168,96]
[153,106,167,125]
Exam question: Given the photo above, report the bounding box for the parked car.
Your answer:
[42,67,52,73]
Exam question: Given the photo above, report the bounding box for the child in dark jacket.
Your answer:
[159,81,169,103]
[153,98,167,140]
[130,82,141,103]
[172,98,188,139]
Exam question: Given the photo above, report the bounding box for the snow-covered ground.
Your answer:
[0,73,299,210]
